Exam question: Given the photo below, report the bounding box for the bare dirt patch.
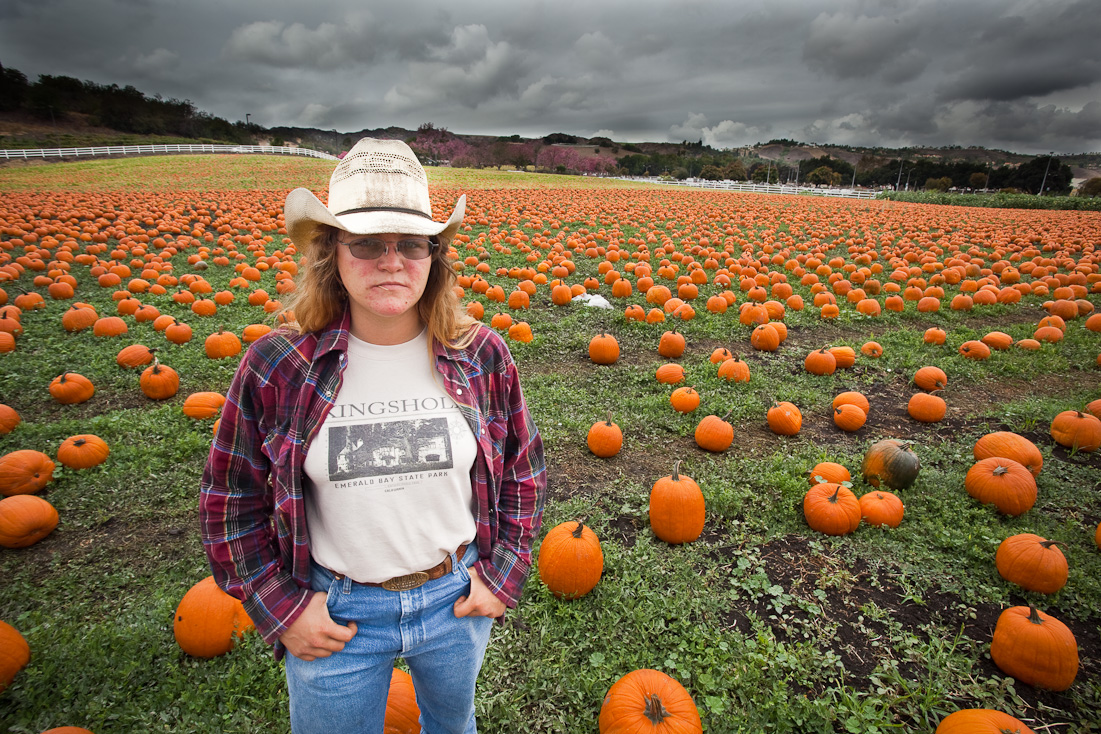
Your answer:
[706,534,1101,720]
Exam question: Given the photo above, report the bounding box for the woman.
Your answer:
[200,138,546,733]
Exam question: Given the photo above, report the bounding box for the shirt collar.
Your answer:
[315,308,352,357]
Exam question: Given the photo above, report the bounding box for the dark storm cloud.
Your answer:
[1,0,1098,154]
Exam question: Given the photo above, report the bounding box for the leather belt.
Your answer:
[328,544,468,592]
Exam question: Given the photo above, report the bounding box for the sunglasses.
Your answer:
[339,237,438,260]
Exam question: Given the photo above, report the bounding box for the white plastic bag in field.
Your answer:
[573,293,613,309]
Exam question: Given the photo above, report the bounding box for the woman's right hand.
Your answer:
[279,591,358,661]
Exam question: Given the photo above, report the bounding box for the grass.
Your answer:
[1,156,1100,733]
[878,190,1101,212]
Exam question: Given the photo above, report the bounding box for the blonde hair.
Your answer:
[278,226,479,350]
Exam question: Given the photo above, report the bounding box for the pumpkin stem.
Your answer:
[993,465,1009,476]
[671,460,681,481]
[571,521,586,539]
[1039,539,1063,550]
[605,410,614,426]
[829,486,842,502]
[643,693,671,724]
[1027,607,1043,625]
[74,438,87,447]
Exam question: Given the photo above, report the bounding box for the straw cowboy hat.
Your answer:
[284,138,465,250]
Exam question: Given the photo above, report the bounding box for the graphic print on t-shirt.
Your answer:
[329,417,455,481]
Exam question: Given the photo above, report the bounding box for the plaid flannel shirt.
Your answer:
[199,309,546,656]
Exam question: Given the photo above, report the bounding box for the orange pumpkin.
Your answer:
[538,521,603,600]
[49,372,95,405]
[0,494,59,548]
[828,346,856,369]
[716,357,750,382]
[804,482,861,536]
[140,359,180,400]
[996,534,1068,594]
[587,414,623,458]
[657,327,686,358]
[913,366,947,392]
[384,667,421,734]
[0,620,31,694]
[116,343,155,369]
[808,462,850,486]
[907,392,946,423]
[669,386,700,414]
[694,413,733,452]
[173,576,255,658]
[935,709,1035,734]
[833,404,867,432]
[1049,410,1101,452]
[0,404,21,435]
[973,432,1042,477]
[655,363,686,384]
[599,668,701,734]
[0,450,56,496]
[767,401,802,436]
[859,490,904,528]
[588,331,620,365]
[990,606,1078,691]
[507,321,533,343]
[832,391,870,415]
[182,392,227,420]
[57,435,110,469]
[649,461,705,544]
[804,348,836,375]
[862,439,920,490]
[964,457,1036,516]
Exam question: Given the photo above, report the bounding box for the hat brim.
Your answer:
[285,188,465,251]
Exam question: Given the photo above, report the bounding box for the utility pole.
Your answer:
[895,158,904,190]
[1037,152,1054,196]
[246,113,251,126]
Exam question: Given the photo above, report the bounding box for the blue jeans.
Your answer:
[285,545,494,734]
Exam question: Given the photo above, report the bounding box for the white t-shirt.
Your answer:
[303,329,478,583]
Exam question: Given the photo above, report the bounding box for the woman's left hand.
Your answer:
[454,566,507,618]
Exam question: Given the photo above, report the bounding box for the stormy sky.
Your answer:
[2,0,1099,155]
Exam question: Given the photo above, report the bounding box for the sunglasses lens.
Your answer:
[342,238,434,260]
[347,241,385,259]
[397,240,432,259]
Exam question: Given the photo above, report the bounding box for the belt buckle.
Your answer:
[382,571,430,591]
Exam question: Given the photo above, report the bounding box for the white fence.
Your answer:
[622,177,879,199]
[0,143,338,161]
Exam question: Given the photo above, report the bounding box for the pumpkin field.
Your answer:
[1,154,1100,733]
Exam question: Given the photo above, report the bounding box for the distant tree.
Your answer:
[723,160,747,181]
[969,172,989,190]
[672,167,690,180]
[1080,177,1101,197]
[699,165,723,181]
[509,142,536,170]
[0,64,29,111]
[589,136,614,148]
[1009,155,1072,195]
[543,132,580,145]
[924,176,952,191]
[807,166,841,185]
